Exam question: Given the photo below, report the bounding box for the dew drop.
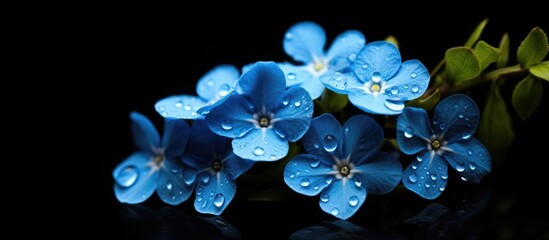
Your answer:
[214,193,225,207]
[116,166,138,187]
[270,154,277,160]
[461,176,468,181]
[441,174,448,180]
[354,177,362,187]
[439,187,445,191]
[411,162,418,170]
[349,196,359,206]
[161,112,168,117]
[202,175,210,183]
[167,182,172,190]
[390,86,399,95]
[404,127,414,138]
[323,135,338,152]
[287,73,296,80]
[411,85,419,93]
[469,162,477,170]
[197,196,202,202]
[320,193,329,202]
[331,208,339,216]
[282,96,290,105]
[184,105,191,111]
[218,84,230,97]
[362,64,368,69]
[221,119,233,130]
[289,173,295,179]
[313,140,320,148]
[294,100,302,107]
[462,133,471,139]
[411,72,417,78]
[196,187,203,196]
[456,162,466,172]
[430,173,437,180]
[384,100,405,111]
[253,147,265,156]
[416,152,424,162]
[300,178,311,187]
[174,102,183,108]
[372,72,382,82]
[285,32,293,40]
[408,173,418,183]
[325,177,333,184]
[439,122,446,130]
[207,80,214,87]
[467,149,473,155]
[459,114,464,118]
[275,129,286,138]
[310,158,321,168]
[425,183,431,188]
[329,73,347,90]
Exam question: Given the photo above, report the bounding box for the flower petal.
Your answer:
[354,41,401,83]
[443,137,491,183]
[402,151,448,200]
[185,120,230,169]
[384,60,430,101]
[396,107,433,154]
[300,113,344,160]
[271,87,314,141]
[232,128,288,161]
[320,71,362,94]
[277,62,309,87]
[155,95,208,120]
[296,74,325,100]
[196,64,239,101]
[319,178,367,220]
[222,152,255,178]
[326,30,365,65]
[205,93,256,139]
[433,94,480,142]
[161,118,190,159]
[348,90,406,115]
[284,154,335,196]
[237,62,286,111]
[113,152,158,204]
[353,151,402,194]
[130,111,160,155]
[156,159,195,205]
[283,21,326,64]
[342,114,383,162]
[194,171,237,215]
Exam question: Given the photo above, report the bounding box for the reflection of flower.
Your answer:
[206,61,313,161]
[321,41,430,115]
[112,112,195,205]
[155,64,240,119]
[284,113,402,219]
[397,94,491,200]
[279,21,365,99]
[182,120,254,215]
[290,220,405,240]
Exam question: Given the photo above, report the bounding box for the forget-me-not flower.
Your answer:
[279,21,365,99]
[284,113,402,219]
[182,120,254,215]
[396,94,491,200]
[321,41,430,115]
[155,64,240,119]
[205,61,313,161]
[113,111,195,205]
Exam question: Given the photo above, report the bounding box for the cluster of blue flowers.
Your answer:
[113,21,491,219]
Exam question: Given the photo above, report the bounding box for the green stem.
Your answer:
[430,59,446,78]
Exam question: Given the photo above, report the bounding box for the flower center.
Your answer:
[153,153,164,166]
[370,84,381,92]
[431,140,441,150]
[212,160,222,171]
[259,117,270,128]
[314,61,325,72]
[339,165,350,176]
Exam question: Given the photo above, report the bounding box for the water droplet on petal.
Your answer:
[461,176,468,181]
[411,85,419,93]
[354,177,362,187]
[416,152,424,162]
[285,32,293,40]
[441,174,448,180]
[218,84,231,97]
[221,119,233,130]
[439,122,446,130]
[384,100,405,111]
[408,173,418,183]
[462,133,471,139]
[300,179,311,187]
[411,162,418,169]
[439,187,445,191]
[294,100,302,107]
[174,102,183,108]
[430,173,437,180]
[287,73,296,80]
[404,127,414,138]
[289,173,295,179]
[329,73,348,90]
[207,80,214,87]
[282,96,290,105]
[270,154,277,160]
[310,158,320,168]
[467,149,473,155]
[456,162,466,172]
[459,114,464,118]
[331,208,339,216]
[411,72,417,78]
[362,64,368,69]
[161,112,168,117]
[323,135,338,152]
[116,166,138,187]
[425,183,431,188]
[349,196,359,206]
[167,182,172,190]
[320,193,329,202]
[214,193,225,207]
[372,72,382,82]
[469,162,477,170]
[184,105,192,111]
[196,187,203,196]
[313,140,320,148]
[275,129,286,138]
[197,196,202,202]
[253,147,265,156]
[390,86,399,95]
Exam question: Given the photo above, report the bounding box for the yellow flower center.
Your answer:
[212,161,222,171]
[314,61,325,72]
[259,117,270,127]
[431,140,441,150]
[340,166,350,176]
[370,84,381,92]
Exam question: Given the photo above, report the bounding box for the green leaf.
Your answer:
[474,40,501,71]
[529,61,549,81]
[517,27,548,68]
[406,88,440,110]
[497,33,510,68]
[465,18,488,47]
[385,35,399,49]
[318,89,349,113]
[386,138,400,151]
[479,81,515,163]
[445,47,481,83]
[512,75,543,120]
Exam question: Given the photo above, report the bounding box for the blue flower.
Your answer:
[321,41,430,115]
[155,65,240,119]
[396,94,491,200]
[113,111,195,205]
[182,120,254,215]
[284,113,402,219]
[279,21,365,99]
[205,61,314,161]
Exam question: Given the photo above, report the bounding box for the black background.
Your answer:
[47,8,549,239]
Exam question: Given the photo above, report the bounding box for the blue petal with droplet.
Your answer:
[348,90,405,115]
[433,94,480,142]
[295,74,326,100]
[326,30,366,69]
[236,62,287,112]
[283,21,326,64]
[161,118,190,159]
[277,62,309,87]
[353,41,401,83]
[184,120,231,168]
[384,60,430,101]
[271,87,313,142]
[156,159,195,205]
[205,93,256,139]
[444,137,491,183]
[353,151,402,194]
[155,95,208,119]
[284,154,334,196]
[196,64,239,101]
[402,152,448,200]
[114,152,158,204]
[194,171,236,215]
[130,111,160,155]
[341,114,384,163]
[231,128,288,161]
[396,107,434,154]
[222,152,255,179]
[300,113,344,160]
[319,179,367,220]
